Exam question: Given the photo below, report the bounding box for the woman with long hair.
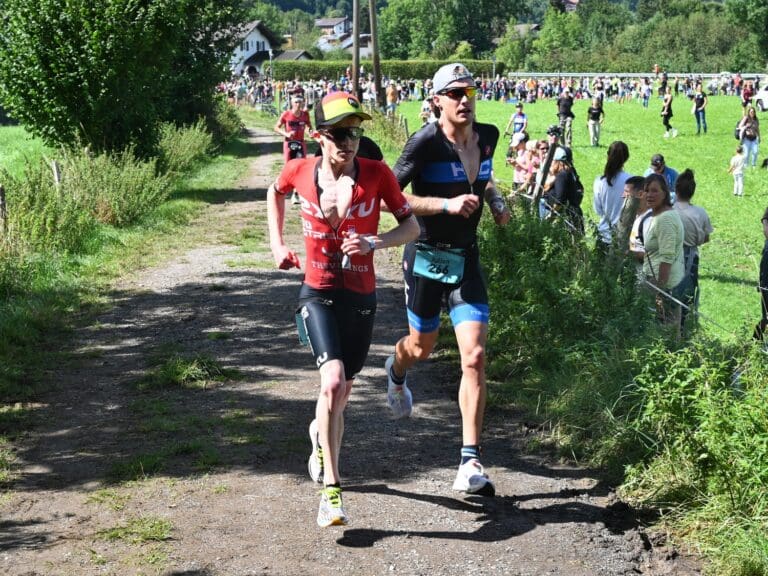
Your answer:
[738,106,761,168]
[593,140,631,248]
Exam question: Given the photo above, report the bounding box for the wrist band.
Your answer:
[442,199,448,214]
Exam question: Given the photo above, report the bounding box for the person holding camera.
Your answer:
[542,147,584,233]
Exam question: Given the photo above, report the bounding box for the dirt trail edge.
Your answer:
[2,127,701,576]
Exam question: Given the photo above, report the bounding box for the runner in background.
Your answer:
[274,94,312,205]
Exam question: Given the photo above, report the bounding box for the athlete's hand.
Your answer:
[447,194,480,218]
[341,232,377,256]
[494,207,511,226]
[272,245,301,270]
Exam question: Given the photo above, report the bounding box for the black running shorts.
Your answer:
[297,284,377,379]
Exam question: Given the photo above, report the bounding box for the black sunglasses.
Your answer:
[438,86,477,100]
[321,126,365,141]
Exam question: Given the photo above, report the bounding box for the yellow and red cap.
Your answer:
[314,91,371,127]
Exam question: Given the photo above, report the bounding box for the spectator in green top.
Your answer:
[642,173,685,334]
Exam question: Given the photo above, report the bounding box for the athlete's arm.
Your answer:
[403,192,479,218]
[273,114,291,140]
[484,177,510,226]
[266,182,300,269]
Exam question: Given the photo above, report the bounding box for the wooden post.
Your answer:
[368,0,384,110]
[0,185,7,238]
[352,0,360,96]
[51,160,62,187]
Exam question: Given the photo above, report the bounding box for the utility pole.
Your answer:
[369,0,383,109]
[352,0,360,97]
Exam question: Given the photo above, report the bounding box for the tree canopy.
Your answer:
[0,0,242,154]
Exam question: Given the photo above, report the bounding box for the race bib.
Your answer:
[413,245,465,284]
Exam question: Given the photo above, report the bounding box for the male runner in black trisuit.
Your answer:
[385,63,510,496]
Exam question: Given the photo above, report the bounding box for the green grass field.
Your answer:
[0,125,48,177]
[396,96,768,340]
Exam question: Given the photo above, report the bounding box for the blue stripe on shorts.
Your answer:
[449,303,489,326]
[407,308,441,333]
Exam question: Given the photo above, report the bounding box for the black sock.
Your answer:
[389,364,406,386]
[461,445,480,465]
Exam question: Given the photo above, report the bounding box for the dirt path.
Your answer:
[1,127,702,576]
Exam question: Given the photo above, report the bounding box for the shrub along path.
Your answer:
[2,126,702,575]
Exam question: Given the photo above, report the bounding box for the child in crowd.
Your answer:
[728,145,745,197]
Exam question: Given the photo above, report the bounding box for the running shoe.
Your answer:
[291,192,300,205]
[317,485,348,527]
[452,458,496,497]
[385,355,412,419]
[308,419,323,483]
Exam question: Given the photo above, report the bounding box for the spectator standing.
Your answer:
[644,154,679,199]
[755,207,768,340]
[556,89,575,148]
[616,175,647,253]
[642,174,685,334]
[506,132,529,194]
[385,81,398,118]
[692,84,708,135]
[741,81,754,115]
[593,141,632,249]
[673,169,713,328]
[642,78,652,108]
[738,106,761,168]
[542,147,584,233]
[504,103,528,139]
[586,97,605,147]
[661,86,677,138]
[729,145,746,196]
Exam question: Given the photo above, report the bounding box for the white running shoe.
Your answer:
[317,486,348,527]
[385,355,412,419]
[672,128,678,137]
[452,459,496,496]
[308,419,323,483]
[663,131,670,138]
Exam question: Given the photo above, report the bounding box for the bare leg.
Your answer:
[391,325,440,377]
[454,321,488,446]
[315,359,353,485]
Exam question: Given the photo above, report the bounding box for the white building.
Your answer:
[230,20,283,77]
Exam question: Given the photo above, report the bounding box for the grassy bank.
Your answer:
[397,96,767,339]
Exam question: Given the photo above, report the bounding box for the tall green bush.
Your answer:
[0,0,242,155]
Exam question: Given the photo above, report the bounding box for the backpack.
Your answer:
[569,167,584,208]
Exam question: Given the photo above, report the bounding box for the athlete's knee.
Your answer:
[460,344,486,374]
[404,335,434,361]
[320,377,348,412]
[319,363,348,412]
